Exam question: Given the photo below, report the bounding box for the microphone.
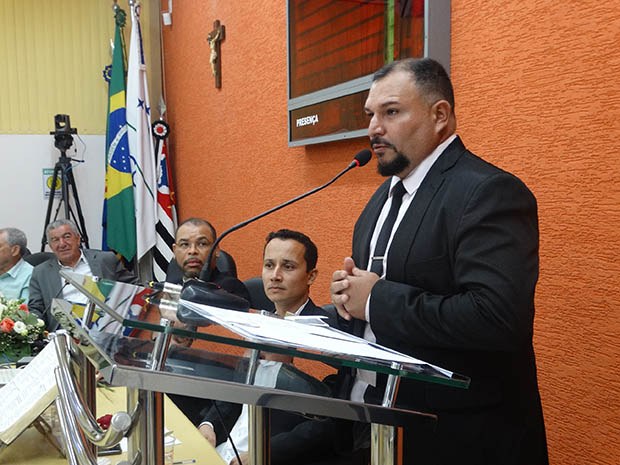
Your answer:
[147,280,182,294]
[146,279,251,316]
[166,149,371,326]
[199,149,371,282]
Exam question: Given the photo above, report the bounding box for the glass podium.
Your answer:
[51,271,469,465]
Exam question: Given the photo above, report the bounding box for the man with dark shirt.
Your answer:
[170,217,249,301]
[330,58,547,464]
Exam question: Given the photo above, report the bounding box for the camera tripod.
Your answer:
[40,147,90,252]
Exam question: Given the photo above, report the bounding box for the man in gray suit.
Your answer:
[28,219,137,330]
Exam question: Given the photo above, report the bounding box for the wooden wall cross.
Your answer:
[207,20,225,88]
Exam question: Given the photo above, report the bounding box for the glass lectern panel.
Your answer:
[58,271,469,389]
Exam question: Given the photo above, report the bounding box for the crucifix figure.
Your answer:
[207,20,225,88]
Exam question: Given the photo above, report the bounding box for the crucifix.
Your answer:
[207,20,225,88]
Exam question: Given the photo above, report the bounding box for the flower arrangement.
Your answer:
[0,292,46,363]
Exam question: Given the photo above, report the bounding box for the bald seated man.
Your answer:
[171,217,250,301]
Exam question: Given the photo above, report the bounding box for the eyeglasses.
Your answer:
[175,241,212,250]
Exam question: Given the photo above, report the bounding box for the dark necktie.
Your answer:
[369,181,406,276]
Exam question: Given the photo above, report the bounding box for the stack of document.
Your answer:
[179,300,452,377]
[0,368,19,386]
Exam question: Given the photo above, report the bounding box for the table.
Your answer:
[0,387,223,465]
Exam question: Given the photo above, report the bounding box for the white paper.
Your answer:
[0,339,59,444]
[0,368,19,386]
[179,300,452,377]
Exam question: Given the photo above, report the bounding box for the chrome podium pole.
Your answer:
[371,362,402,465]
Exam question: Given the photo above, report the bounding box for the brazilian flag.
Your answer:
[103,8,136,262]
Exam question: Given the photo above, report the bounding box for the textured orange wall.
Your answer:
[162,2,619,464]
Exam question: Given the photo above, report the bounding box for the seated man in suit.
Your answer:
[28,219,137,330]
[198,229,335,465]
[170,217,250,301]
[166,218,251,425]
[0,227,33,300]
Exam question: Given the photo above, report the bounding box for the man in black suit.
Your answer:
[330,58,548,464]
[28,219,137,331]
[166,217,251,425]
[199,229,336,465]
[169,217,250,301]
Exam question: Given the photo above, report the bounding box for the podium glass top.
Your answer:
[52,299,440,429]
[57,271,469,389]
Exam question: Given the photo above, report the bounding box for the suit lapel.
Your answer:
[299,299,319,316]
[85,250,102,276]
[352,183,390,338]
[48,259,63,298]
[387,137,466,281]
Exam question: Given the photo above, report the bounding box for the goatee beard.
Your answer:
[377,151,410,177]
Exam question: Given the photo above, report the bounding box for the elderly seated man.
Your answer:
[0,227,33,301]
[28,219,137,331]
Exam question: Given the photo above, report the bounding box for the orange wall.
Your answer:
[162,2,619,464]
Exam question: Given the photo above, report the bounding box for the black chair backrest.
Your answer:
[243,276,275,312]
[216,250,237,277]
[23,252,55,267]
[165,249,238,283]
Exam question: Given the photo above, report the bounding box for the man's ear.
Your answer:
[10,244,20,258]
[432,99,451,131]
[307,268,318,286]
[172,243,177,252]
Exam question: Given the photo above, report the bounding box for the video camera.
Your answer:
[50,114,78,152]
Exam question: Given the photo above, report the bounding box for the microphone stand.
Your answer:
[200,151,371,282]
[174,149,371,324]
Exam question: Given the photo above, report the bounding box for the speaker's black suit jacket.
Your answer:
[349,136,547,464]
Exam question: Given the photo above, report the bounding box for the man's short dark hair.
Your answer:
[0,227,28,256]
[176,218,217,242]
[373,57,455,110]
[264,229,318,271]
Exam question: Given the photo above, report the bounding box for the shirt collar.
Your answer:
[294,298,310,316]
[58,251,87,269]
[3,258,25,278]
[279,298,310,317]
[391,133,457,195]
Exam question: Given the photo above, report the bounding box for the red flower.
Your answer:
[19,303,28,312]
[97,414,113,430]
[0,318,15,333]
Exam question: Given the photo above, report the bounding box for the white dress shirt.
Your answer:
[209,300,308,463]
[59,252,93,304]
[351,134,456,402]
